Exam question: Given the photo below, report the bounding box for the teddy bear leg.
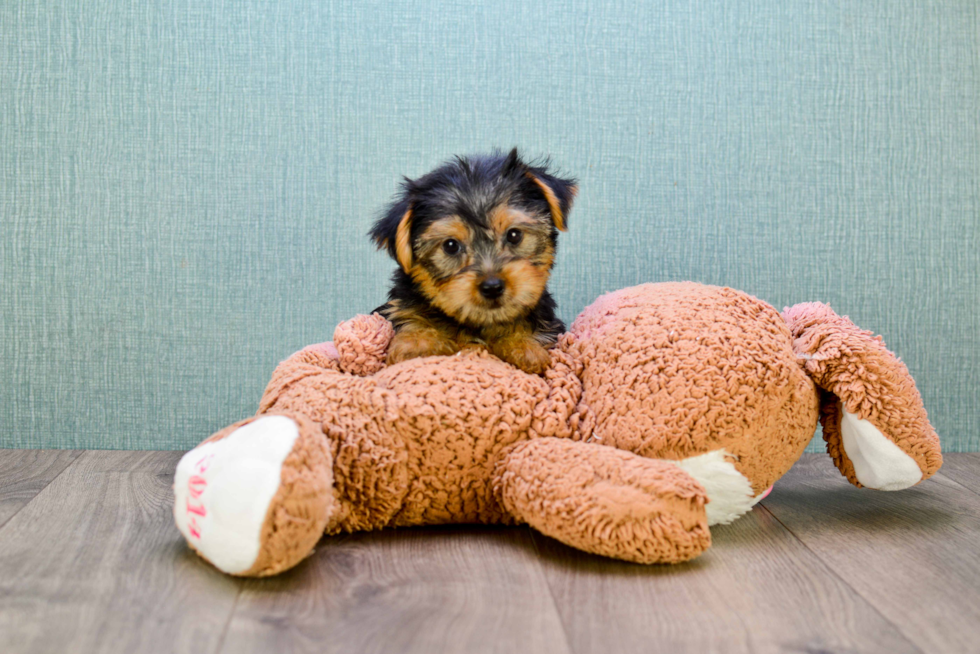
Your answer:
[783,302,943,490]
[493,438,711,564]
[672,449,764,525]
[173,412,338,576]
[819,394,926,491]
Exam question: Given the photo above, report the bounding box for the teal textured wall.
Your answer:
[2,1,978,450]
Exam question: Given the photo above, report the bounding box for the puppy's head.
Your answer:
[370,148,576,327]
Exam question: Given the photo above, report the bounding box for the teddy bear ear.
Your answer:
[524,165,577,232]
[369,181,414,271]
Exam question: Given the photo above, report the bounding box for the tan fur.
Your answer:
[418,215,471,248]
[498,259,551,312]
[386,314,460,366]
[485,321,552,375]
[430,270,489,322]
[406,264,454,305]
[489,205,536,233]
[394,208,414,271]
[526,172,573,231]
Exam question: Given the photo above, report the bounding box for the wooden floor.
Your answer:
[0,451,978,654]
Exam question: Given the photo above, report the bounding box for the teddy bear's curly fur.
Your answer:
[173,282,941,576]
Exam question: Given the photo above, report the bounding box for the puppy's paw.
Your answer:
[491,336,552,376]
[386,329,459,366]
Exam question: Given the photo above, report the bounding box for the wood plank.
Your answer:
[761,454,980,654]
[220,526,571,654]
[0,450,243,654]
[935,453,980,495]
[533,487,919,654]
[0,449,82,527]
[2,449,974,653]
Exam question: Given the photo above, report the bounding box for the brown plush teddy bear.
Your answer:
[173,282,941,576]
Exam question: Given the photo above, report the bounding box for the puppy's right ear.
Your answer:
[370,182,414,272]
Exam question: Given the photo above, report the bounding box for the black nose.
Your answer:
[478,277,505,299]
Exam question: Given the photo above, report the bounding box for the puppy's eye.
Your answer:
[505,228,523,245]
[443,239,462,255]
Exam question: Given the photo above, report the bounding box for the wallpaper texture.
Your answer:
[2,1,978,450]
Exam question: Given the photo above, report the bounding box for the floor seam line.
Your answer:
[758,502,926,654]
[212,582,244,654]
[528,529,579,654]
[0,449,87,532]
[934,471,980,499]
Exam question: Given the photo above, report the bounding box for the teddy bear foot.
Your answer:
[173,413,337,576]
[835,407,923,490]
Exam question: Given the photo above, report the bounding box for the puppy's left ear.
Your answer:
[369,181,414,272]
[525,165,577,232]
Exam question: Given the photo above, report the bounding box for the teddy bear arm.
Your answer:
[259,312,395,413]
[493,438,711,563]
[261,312,395,412]
[258,345,344,413]
[332,313,395,376]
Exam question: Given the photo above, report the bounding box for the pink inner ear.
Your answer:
[758,485,774,500]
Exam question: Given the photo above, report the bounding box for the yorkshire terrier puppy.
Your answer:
[370,148,576,375]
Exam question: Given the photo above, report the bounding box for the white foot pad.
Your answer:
[675,449,755,526]
[841,410,922,491]
[174,415,299,574]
